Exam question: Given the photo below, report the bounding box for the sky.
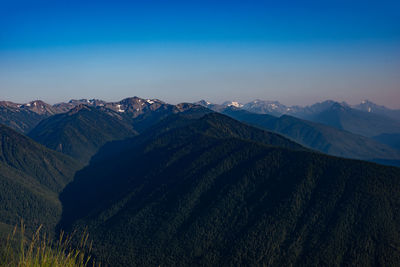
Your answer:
[1,0,399,108]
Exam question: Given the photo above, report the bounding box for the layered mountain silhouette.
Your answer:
[0,97,176,133]
[59,112,400,266]
[198,99,400,139]
[196,105,400,166]
[354,100,400,122]
[308,102,400,137]
[0,124,81,233]
[3,97,399,139]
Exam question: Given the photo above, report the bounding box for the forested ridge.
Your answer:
[0,124,81,233]
[59,113,400,266]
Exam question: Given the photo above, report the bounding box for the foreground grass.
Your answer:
[0,222,99,267]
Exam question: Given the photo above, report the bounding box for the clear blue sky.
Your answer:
[1,0,399,107]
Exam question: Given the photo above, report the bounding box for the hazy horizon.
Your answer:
[1,1,399,108]
[1,94,398,110]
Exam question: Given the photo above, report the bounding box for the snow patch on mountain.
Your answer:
[116,104,125,113]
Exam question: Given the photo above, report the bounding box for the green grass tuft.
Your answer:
[0,221,99,267]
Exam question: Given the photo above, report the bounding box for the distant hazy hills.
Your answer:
[354,100,400,122]
[199,99,400,135]
[206,99,400,123]
[59,111,400,266]
[0,124,81,233]
[197,99,400,154]
[308,103,400,137]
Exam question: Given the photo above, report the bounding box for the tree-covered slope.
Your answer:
[0,124,81,233]
[59,114,400,266]
[89,112,305,164]
[221,108,400,164]
[0,105,48,133]
[28,105,137,164]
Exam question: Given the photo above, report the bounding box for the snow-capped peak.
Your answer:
[225,101,243,108]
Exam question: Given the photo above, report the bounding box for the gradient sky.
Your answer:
[1,0,399,108]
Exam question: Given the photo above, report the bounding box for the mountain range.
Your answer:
[3,97,399,134]
[209,99,400,122]
[2,96,400,166]
[1,96,400,266]
[0,97,167,134]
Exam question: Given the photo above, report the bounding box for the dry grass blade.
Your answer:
[0,222,100,267]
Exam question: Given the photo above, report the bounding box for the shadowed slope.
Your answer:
[59,114,400,266]
[89,112,305,164]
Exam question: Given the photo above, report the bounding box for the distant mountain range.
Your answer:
[2,98,399,134]
[307,103,400,137]
[0,97,208,133]
[202,99,400,122]
[204,99,400,131]
[354,100,400,122]
[1,97,400,166]
[197,99,400,152]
